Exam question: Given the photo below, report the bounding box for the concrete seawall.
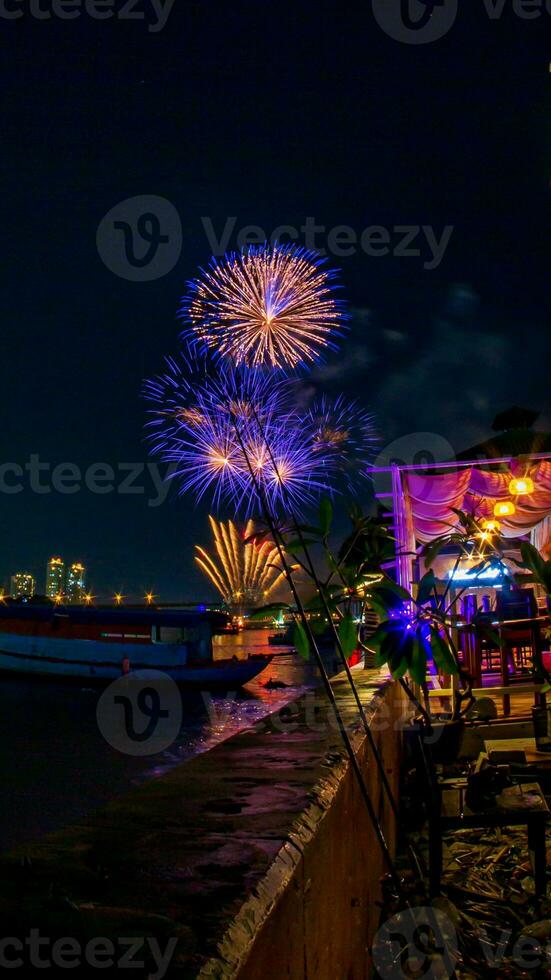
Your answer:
[0,668,406,977]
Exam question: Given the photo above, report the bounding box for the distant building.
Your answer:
[10,573,35,598]
[66,562,86,604]
[46,557,65,600]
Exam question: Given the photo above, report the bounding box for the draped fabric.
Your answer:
[405,460,551,544]
[532,514,551,560]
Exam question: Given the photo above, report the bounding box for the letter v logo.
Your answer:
[372,0,458,44]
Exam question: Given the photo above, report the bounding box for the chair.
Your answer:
[413,727,550,900]
[496,586,537,622]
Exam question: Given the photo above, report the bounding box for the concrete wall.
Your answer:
[204,678,406,980]
[0,670,406,979]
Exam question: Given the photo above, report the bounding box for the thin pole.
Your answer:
[232,416,404,897]
[291,521,401,816]
[250,406,401,820]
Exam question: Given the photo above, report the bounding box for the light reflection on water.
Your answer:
[146,630,325,772]
[0,629,320,850]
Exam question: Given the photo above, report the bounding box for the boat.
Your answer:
[0,605,272,686]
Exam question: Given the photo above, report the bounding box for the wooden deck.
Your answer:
[429,676,542,719]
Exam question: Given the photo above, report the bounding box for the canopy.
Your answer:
[406,459,551,544]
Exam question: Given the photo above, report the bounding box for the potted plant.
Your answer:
[363,509,515,760]
[511,541,551,749]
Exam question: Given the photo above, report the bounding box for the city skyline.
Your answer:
[4,554,198,605]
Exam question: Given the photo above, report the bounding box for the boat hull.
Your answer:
[0,632,272,686]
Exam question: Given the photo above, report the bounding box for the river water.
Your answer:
[0,630,321,851]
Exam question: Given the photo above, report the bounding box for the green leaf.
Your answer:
[430,627,458,675]
[293,524,321,535]
[520,543,551,595]
[366,593,391,619]
[380,631,398,665]
[391,657,409,680]
[409,636,427,685]
[319,497,333,537]
[338,614,358,659]
[326,553,340,574]
[365,619,403,652]
[304,591,339,615]
[416,570,437,605]
[377,577,412,602]
[520,541,547,583]
[293,621,311,661]
[422,538,449,569]
[478,627,500,648]
[284,538,318,553]
[367,578,412,615]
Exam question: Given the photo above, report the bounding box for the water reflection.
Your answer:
[0,629,320,850]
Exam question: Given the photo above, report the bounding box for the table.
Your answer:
[484,737,551,765]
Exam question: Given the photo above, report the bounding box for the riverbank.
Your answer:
[0,632,316,850]
[0,667,406,978]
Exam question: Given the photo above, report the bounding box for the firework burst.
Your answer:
[181,243,347,370]
[307,395,378,485]
[195,516,286,607]
[145,359,338,514]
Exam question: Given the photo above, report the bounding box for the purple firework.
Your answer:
[145,358,338,514]
[306,394,378,486]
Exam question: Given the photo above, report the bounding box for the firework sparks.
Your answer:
[307,395,377,485]
[182,243,347,369]
[195,516,286,606]
[145,313,375,513]
[145,360,338,514]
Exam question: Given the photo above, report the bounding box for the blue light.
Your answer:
[447,566,504,585]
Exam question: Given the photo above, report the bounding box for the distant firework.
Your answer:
[195,516,286,607]
[182,243,346,369]
[307,395,377,485]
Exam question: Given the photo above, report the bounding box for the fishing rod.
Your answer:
[249,404,401,820]
[231,414,405,899]
[248,405,427,887]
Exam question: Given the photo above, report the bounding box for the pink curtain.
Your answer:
[532,515,551,560]
[406,461,551,543]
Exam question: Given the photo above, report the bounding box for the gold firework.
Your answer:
[195,516,286,606]
[185,244,346,369]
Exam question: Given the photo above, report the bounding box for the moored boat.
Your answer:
[0,606,272,685]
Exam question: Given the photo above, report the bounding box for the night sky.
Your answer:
[1,2,549,600]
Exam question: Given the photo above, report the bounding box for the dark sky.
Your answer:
[1,2,549,600]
